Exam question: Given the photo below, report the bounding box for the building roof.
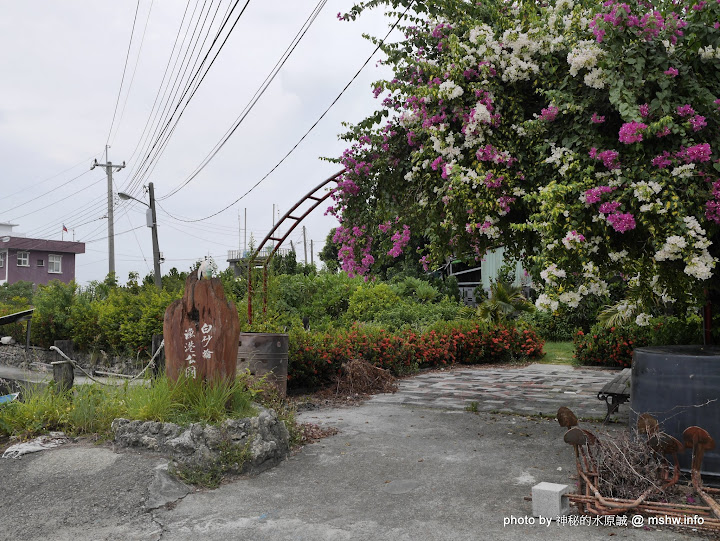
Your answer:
[1,237,85,254]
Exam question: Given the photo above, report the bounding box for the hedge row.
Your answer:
[573,316,703,368]
[287,321,544,390]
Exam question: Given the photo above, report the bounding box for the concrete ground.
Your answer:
[0,364,701,540]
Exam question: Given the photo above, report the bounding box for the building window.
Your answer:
[17,251,29,267]
[49,254,62,274]
[0,252,4,268]
[37,259,45,267]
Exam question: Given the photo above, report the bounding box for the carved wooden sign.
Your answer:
[164,273,240,382]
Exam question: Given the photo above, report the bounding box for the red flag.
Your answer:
[62,224,68,233]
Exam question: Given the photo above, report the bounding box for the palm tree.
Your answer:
[477,280,534,323]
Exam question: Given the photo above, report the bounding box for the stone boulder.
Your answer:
[111,405,289,475]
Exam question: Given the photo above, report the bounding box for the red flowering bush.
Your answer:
[573,316,701,368]
[287,322,545,390]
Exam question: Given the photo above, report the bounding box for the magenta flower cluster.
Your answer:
[388,225,411,258]
[707,180,720,224]
[539,106,559,122]
[585,185,617,204]
[589,147,621,169]
[606,212,637,233]
[618,121,647,144]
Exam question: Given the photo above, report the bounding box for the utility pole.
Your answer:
[91,151,125,277]
[244,208,247,256]
[310,239,314,266]
[117,183,162,289]
[303,226,308,265]
[148,183,162,289]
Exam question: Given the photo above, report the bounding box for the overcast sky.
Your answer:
[0,0,395,285]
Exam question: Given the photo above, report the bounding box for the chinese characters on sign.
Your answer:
[183,323,214,379]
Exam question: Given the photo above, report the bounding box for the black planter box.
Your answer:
[631,346,720,479]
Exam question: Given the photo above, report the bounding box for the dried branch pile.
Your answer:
[589,432,672,500]
[332,358,398,396]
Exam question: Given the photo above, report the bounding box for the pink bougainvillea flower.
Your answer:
[606,213,636,233]
[664,67,679,77]
[676,104,695,117]
[619,121,648,144]
[539,105,559,121]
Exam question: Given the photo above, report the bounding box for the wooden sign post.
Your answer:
[164,273,240,382]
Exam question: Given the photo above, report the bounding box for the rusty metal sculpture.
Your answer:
[556,406,720,530]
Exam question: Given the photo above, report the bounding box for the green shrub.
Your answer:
[573,316,702,368]
[30,280,77,347]
[345,282,402,323]
[521,310,578,342]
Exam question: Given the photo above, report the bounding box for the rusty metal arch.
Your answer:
[247,169,344,324]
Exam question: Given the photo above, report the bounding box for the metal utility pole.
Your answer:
[91,153,125,277]
[244,208,247,255]
[303,226,308,265]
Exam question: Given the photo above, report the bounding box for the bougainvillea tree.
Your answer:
[328,0,720,323]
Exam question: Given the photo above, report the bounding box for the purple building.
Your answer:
[0,223,85,286]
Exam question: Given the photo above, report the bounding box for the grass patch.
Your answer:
[538,341,575,365]
[0,374,263,440]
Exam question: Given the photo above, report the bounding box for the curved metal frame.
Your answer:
[247,169,345,325]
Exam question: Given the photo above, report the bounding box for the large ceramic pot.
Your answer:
[631,345,720,478]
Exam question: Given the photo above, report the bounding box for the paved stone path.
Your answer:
[371,363,629,422]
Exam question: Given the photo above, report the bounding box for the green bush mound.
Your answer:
[573,316,703,368]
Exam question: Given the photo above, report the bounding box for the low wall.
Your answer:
[111,405,290,475]
[0,343,143,375]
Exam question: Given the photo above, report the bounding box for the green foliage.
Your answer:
[318,228,340,273]
[332,0,720,324]
[520,310,578,342]
[574,315,702,368]
[477,281,533,323]
[345,282,402,322]
[0,375,258,439]
[31,280,77,347]
[0,281,34,341]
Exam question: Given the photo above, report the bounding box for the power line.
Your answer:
[7,176,106,222]
[122,0,250,198]
[162,5,411,223]
[120,1,193,167]
[122,0,215,195]
[159,0,328,201]
[109,0,155,147]
[1,152,101,201]
[0,169,93,215]
[106,0,141,147]
[82,224,145,244]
